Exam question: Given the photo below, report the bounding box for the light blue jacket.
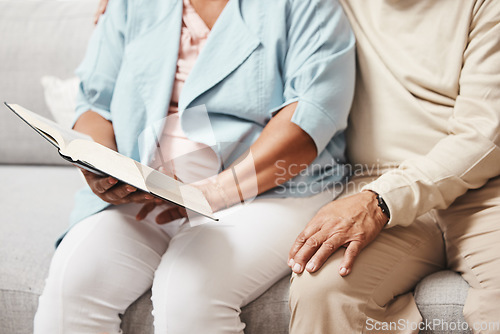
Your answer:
[70,0,355,227]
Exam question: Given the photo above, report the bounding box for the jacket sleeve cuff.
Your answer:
[361,171,418,228]
[72,90,113,128]
[270,99,339,155]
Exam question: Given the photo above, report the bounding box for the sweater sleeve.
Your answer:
[364,0,500,227]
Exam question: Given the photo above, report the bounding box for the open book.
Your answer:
[4,102,216,220]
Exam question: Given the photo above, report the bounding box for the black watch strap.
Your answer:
[368,190,390,220]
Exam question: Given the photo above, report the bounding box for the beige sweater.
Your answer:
[339,0,500,226]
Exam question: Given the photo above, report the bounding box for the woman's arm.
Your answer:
[204,102,316,210]
[74,110,155,205]
[75,0,153,206]
[137,102,318,223]
[73,110,117,150]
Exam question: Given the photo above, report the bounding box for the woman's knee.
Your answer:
[150,227,249,333]
[38,210,166,319]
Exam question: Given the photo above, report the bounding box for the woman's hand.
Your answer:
[74,110,151,206]
[81,169,156,205]
[134,178,230,224]
[135,201,187,224]
[288,191,388,277]
[94,0,109,25]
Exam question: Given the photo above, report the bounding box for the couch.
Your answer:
[0,1,472,333]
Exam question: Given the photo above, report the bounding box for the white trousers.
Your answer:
[34,191,333,334]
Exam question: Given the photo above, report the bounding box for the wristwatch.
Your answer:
[367,190,390,220]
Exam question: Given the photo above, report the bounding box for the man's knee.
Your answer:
[289,254,374,334]
[289,253,352,309]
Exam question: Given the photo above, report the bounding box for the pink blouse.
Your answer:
[151,0,219,184]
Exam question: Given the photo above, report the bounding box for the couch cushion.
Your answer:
[240,276,291,334]
[0,165,85,332]
[415,270,471,334]
[0,0,96,165]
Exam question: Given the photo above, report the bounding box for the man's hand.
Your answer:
[81,169,156,205]
[288,191,388,277]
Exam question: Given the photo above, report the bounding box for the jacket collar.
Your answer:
[132,0,261,122]
[178,0,261,111]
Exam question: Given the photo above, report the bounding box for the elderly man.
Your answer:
[288,0,500,333]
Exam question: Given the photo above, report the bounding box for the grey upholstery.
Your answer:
[0,1,470,333]
[415,271,472,334]
[0,0,95,165]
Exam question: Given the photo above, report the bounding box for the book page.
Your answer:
[63,139,148,189]
[63,139,215,219]
[143,167,213,217]
[5,103,92,150]
[6,103,214,219]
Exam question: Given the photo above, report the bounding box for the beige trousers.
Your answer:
[289,175,500,334]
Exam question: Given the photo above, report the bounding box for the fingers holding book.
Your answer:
[135,202,188,224]
[81,166,189,224]
[80,168,157,205]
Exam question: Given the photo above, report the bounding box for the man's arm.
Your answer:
[289,0,500,276]
[364,0,500,228]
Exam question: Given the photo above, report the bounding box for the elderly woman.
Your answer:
[34,0,355,333]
